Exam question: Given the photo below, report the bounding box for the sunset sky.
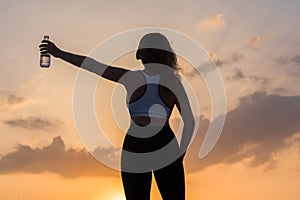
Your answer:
[1,0,300,199]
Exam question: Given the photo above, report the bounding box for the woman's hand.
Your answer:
[39,40,62,58]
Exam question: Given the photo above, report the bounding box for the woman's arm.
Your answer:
[39,40,130,83]
[174,81,195,160]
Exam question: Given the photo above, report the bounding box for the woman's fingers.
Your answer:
[39,42,52,52]
[39,40,54,49]
[39,47,48,52]
[39,40,60,57]
[41,40,52,44]
[39,44,49,52]
[39,44,48,48]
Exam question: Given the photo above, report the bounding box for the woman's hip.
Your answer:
[122,123,178,153]
[121,123,181,172]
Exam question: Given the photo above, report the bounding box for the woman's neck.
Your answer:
[143,64,161,75]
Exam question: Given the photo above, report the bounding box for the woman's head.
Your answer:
[136,33,180,72]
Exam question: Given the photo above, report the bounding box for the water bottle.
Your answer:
[40,35,50,68]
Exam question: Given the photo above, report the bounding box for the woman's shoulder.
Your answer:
[161,70,182,84]
[120,69,145,89]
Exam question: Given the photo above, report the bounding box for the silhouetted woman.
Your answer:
[39,32,195,200]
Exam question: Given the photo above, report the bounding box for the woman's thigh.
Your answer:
[153,158,185,200]
[121,171,152,200]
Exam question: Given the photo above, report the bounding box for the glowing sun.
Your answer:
[110,192,126,200]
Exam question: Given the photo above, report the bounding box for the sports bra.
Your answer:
[128,70,172,119]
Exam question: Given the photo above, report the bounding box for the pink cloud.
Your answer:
[197,13,225,29]
[246,35,261,47]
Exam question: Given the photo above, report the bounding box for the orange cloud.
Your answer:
[185,92,300,172]
[0,90,40,110]
[3,116,63,132]
[0,136,119,178]
[246,35,261,47]
[206,51,224,67]
[208,51,218,61]
[0,93,26,110]
[197,13,225,29]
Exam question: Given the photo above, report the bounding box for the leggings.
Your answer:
[121,123,185,200]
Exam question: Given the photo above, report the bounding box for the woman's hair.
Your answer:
[136,33,181,73]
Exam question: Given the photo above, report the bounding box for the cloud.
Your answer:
[3,93,298,176]
[0,136,119,178]
[0,93,27,110]
[3,116,63,132]
[184,55,227,78]
[197,13,225,29]
[291,54,300,64]
[185,91,300,172]
[228,68,246,80]
[0,90,40,111]
[275,57,289,65]
[208,51,218,61]
[246,35,261,47]
[248,75,268,84]
[227,68,268,84]
[231,52,244,62]
[271,87,289,94]
[275,54,300,67]
[206,51,244,70]
[207,51,225,67]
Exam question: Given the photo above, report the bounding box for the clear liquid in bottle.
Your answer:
[40,35,50,68]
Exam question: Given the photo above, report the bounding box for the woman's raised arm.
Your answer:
[39,40,131,83]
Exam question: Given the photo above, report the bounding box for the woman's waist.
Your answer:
[131,116,169,127]
[124,119,177,153]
